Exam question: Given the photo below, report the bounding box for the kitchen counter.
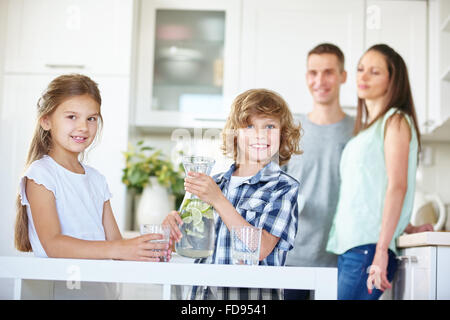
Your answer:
[397,231,450,248]
[0,256,337,300]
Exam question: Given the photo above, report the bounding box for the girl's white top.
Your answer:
[19,155,112,257]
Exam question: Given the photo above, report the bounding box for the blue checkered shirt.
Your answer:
[189,161,299,300]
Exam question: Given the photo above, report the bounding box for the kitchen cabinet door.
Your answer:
[133,0,241,129]
[436,246,450,299]
[4,0,133,75]
[0,75,55,257]
[365,0,427,133]
[0,74,129,232]
[427,0,450,134]
[83,76,129,230]
[240,0,365,114]
[393,246,437,300]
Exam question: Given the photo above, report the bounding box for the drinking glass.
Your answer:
[230,226,262,266]
[140,224,171,262]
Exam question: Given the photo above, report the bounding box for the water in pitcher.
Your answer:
[175,156,216,259]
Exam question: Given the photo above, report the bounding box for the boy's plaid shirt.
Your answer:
[190,161,300,300]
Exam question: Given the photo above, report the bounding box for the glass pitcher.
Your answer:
[175,156,216,258]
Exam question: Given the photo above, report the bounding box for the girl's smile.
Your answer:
[71,136,88,143]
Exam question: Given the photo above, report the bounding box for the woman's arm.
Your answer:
[184,172,279,260]
[26,179,167,261]
[369,114,411,292]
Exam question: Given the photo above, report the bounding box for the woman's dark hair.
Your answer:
[354,44,421,153]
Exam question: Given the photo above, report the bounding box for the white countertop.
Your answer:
[397,231,450,248]
[0,255,337,300]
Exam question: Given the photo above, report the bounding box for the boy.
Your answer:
[164,89,302,299]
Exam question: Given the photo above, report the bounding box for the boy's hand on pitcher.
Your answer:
[184,172,224,207]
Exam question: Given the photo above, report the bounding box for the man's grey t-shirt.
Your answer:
[285,113,354,267]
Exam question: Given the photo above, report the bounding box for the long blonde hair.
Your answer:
[15,74,103,252]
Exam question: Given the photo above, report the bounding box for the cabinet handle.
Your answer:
[396,255,418,263]
[45,64,85,69]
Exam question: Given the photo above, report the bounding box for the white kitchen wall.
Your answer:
[417,141,450,205]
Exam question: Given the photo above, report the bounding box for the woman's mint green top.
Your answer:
[327,108,418,255]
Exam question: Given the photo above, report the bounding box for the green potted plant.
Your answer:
[122,141,185,229]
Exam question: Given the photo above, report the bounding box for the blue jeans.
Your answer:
[337,244,398,300]
[284,289,310,300]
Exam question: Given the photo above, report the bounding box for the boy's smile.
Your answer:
[237,115,280,168]
[250,143,270,149]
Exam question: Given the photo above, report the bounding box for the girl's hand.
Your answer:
[113,233,169,261]
[367,248,391,294]
[184,172,224,207]
[163,210,183,243]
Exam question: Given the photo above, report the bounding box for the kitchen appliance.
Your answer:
[411,190,447,231]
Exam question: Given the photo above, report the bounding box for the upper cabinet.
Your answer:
[365,0,427,133]
[240,0,365,114]
[428,0,450,134]
[4,0,133,75]
[133,0,241,129]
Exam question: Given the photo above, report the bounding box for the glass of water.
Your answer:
[140,224,171,262]
[231,225,262,266]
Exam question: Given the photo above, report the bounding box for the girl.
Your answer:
[164,89,302,300]
[326,44,428,300]
[15,74,169,298]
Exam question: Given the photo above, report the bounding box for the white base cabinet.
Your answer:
[393,246,450,300]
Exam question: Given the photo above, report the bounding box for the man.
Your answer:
[284,43,355,300]
[284,43,432,300]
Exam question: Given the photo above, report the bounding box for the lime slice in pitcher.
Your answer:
[202,208,214,220]
[198,202,210,212]
[191,208,203,225]
[182,215,193,224]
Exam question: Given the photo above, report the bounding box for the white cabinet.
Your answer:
[133,0,241,129]
[240,0,365,114]
[84,76,130,230]
[428,0,450,133]
[365,0,427,133]
[393,246,450,299]
[0,0,134,232]
[0,74,129,231]
[4,0,133,75]
[0,75,59,257]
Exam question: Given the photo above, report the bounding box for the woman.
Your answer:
[326,44,431,300]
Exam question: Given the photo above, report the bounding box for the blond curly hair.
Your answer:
[221,89,302,166]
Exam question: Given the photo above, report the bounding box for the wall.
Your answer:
[417,141,450,208]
